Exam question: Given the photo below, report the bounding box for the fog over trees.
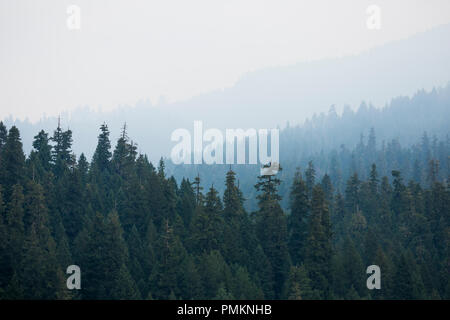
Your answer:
[0,86,448,298]
[0,23,449,300]
[4,24,450,162]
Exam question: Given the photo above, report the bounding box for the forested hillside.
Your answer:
[0,121,448,299]
[167,85,450,211]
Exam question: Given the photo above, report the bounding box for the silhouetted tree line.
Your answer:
[0,121,448,299]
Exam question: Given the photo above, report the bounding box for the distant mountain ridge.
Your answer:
[165,84,450,211]
[3,23,450,161]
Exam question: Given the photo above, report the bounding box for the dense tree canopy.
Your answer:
[0,121,448,300]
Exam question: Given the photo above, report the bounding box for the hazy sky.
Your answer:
[1,0,450,122]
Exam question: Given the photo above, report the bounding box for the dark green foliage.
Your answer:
[51,124,74,177]
[189,185,224,254]
[254,168,290,299]
[288,169,309,266]
[0,123,448,300]
[0,122,7,151]
[0,126,25,200]
[92,123,112,173]
[285,265,316,300]
[31,130,52,174]
[304,185,333,299]
[221,167,251,266]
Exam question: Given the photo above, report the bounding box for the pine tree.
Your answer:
[223,167,243,219]
[345,173,360,214]
[20,181,61,299]
[112,124,137,179]
[341,237,365,298]
[0,185,9,289]
[367,128,377,164]
[31,130,52,172]
[321,174,334,207]
[304,185,332,299]
[160,171,178,225]
[51,123,74,176]
[254,166,290,299]
[4,184,25,284]
[192,174,203,206]
[391,170,407,225]
[286,265,315,300]
[221,167,250,265]
[427,159,439,187]
[157,157,166,180]
[305,161,316,198]
[177,178,196,228]
[393,252,425,299]
[106,211,141,299]
[369,164,379,194]
[150,220,187,299]
[58,161,85,240]
[0,122,7,152]
[370,246,393,299]
[92,123,112,173]
[231,266,263,299]
[179,254,204,299]
[127,224,149,297]
[0,126,25,200]
[288,169,309,265]
[189,185,223,254]
[77,153,89,185]
[329,152,342,193]
[198,250,233,299]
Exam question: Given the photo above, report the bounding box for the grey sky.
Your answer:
[1,0,450,122]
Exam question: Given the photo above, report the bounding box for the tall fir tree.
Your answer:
[254,166,290,299]
[304,185,333,299]
[0,126,25,200]
[288,169,309,266]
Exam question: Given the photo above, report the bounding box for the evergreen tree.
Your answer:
[341,237,365,298]
[31,130,52,172]
[51,123,74,176]
[321,174,334,206]
[92,123,112,173]
[222,168,247,265]
[392,252,425,299]
[190,185,224,254]
[254,166,290,299]
[20,181,62,299]
[345,173,360,214]
[0,186,9,289]
[285,265,315,300]
[177,178,196,228]
[179,254,204,299]
[198,250,233,299]
[4,184,25,284]
[304,185,332,299]
[150,220,187,299]
[288,169,309,266]
[0,122,7,152]
[0,123,446,300]
[305,161,316,198]
[0,126,25,199]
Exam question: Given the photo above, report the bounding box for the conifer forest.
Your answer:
[3,1,450,309]
[0,118,448,300]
